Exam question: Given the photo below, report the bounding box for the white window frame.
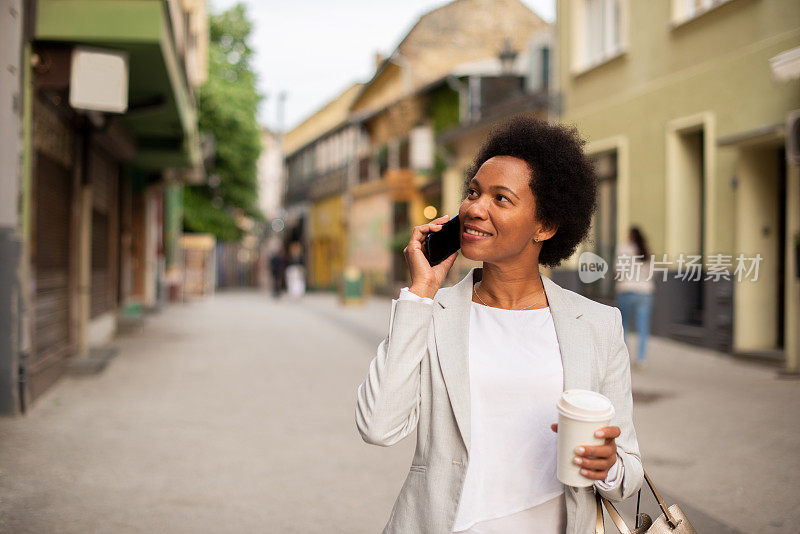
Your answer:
[409,125,434,172]
[571,0,628,76]
[671,0,734,27]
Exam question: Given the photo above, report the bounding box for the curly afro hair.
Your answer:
[465,115,598,268]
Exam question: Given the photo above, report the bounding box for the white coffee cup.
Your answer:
[556,389,615,487]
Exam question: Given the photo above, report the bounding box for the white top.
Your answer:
[614,241,655,294]
[398,287,622,534]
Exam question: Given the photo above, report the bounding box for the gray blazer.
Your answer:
[355,267,643,534]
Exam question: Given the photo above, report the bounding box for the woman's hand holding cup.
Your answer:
[404,215,458,299]
[550,423,621,481]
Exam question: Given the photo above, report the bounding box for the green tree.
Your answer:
[183,3,263,242]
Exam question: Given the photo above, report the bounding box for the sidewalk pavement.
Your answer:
[0,290,797,533]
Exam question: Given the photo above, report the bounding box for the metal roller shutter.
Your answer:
[89,148,118,318]
[31,153,73,401]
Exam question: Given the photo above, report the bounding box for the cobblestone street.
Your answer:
[1,291,798,533]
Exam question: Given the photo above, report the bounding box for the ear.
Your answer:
[534,223,558,242]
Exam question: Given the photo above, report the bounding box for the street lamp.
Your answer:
[498,38,518,75]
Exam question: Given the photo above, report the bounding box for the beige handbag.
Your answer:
[595,469,697,534]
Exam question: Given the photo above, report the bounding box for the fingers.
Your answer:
[407,226,436,255]
[412,215,452,240]
[408,215,453,254]
[573,443,616,480]
[594,426,621,441]
[410,222,443,247]
[573,455,615,472]
[575,443,615,459]
[432,250,459,273]
[561,426,619,481]
[576,466,612,480]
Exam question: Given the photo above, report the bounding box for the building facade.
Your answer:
[0,0,208,414]
[555,0,800,371]
[280,0,554,296]
[346,0,551,295]
[284,83,364,291]
[257,128,285,224]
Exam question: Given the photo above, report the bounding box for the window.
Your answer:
[399,138,410,169]
[409,125,434,171]
[315,141,326,174]
[526,45,550,94]
[358,156,371,184]
[573,0,627,73]
[376,145,389,177]
[672,0,732,25]
[585,0,622,65]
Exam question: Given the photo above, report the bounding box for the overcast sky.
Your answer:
[210,0,556,131]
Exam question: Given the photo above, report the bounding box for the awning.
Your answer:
[35,0,201,169]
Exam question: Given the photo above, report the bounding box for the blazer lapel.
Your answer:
[541,274,593,392]
[432,269,475,452]
[433,268,593,454]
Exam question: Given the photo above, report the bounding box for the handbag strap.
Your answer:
[642,468,679,528]
[594,467,680,532]
[595,491,632,534]
[595,491,604,534]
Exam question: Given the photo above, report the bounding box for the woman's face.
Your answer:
[458,155,553,264]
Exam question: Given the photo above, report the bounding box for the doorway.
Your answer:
[733,144,787,359]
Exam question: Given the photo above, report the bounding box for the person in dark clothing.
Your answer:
[269,249,285,298]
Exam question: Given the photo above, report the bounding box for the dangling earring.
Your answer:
[534,236,540,242]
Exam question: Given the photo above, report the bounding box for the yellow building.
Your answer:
[284,83,363,291]
[308,195,345,290]
[556,0,800,371]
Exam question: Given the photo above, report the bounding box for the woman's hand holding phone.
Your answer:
[404,215,459,299]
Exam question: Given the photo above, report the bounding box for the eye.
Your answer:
[496,194,510,202]
[466,187,478,198]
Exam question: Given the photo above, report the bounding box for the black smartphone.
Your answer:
[423,214,461,266]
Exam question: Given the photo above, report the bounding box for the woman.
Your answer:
[355,117,643,534]
[284,242,306,298]
[614,227,655,371]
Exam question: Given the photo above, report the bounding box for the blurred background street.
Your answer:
[0,292,798,533]
[1,0,799,532]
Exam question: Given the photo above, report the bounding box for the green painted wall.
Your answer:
[36,0,162,42]
[558,0,800,256]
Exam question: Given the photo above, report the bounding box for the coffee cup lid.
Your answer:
[557,389,615,422]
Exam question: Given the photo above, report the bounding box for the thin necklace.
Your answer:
[473,281,546,310]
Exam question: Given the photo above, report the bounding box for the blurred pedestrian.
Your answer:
[615,226,655,371]
[285,242,306,298]
[269,248,285,298]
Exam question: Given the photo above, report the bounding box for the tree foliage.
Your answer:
[183,3,262,242]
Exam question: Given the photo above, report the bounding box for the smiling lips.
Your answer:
[462,224,493,242]
[464,228,491,237]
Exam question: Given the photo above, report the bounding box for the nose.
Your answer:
[463,195,489,220]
